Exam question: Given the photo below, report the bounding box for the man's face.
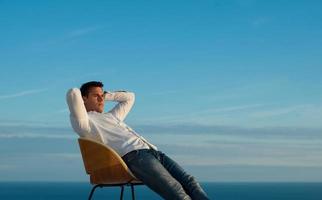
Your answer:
[82,87,105,113]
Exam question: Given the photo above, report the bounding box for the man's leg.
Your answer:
[123,149,191,200]
[158,151,210,200]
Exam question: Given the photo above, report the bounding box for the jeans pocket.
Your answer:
[123,150,139,164]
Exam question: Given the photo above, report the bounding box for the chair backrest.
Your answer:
[78,138,138,184]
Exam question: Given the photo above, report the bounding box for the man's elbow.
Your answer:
[128,92,135,101]
[66,88,81,101]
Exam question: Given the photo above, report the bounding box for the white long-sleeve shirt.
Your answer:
[66,88,157,157]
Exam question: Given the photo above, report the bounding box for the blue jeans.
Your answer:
[122,149,210,200]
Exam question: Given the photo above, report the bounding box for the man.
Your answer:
[66,81,210,200]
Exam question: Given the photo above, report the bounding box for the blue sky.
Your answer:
[0,0,322,182]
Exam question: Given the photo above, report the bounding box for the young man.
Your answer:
[66,81,210,200]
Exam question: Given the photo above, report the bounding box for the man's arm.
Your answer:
[66,88,91,136]
[105,91,135,121]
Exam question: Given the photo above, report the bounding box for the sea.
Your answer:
[0,182,321,200]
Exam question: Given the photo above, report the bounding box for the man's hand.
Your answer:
[104,91,113,101]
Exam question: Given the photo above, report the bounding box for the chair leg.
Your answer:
[87,183,140,200]
[131,184,135,200]
[120,185,124,200]
[88,184,101,200]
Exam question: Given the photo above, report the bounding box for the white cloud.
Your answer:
[135,102,322,128]
[37,153,81,159]
[31,25,105,49]
[200,104,263,113]
[174,154,322,168]
[136,104,264,124]
[151,90,182,96]
[67,26,104,38]
[0,133,75,139]
[0,89,47,100]
[249,105,310,118]
[55,108,69,114]
[164,140,322,168]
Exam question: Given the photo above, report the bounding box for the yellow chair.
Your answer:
[78,138,143,200]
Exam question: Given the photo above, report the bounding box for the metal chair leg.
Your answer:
[131,184,135,200]
[88,184,101,200]
[120,186,124,200]
[87,183,141,200]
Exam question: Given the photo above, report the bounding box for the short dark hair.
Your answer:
[80,81,104,97]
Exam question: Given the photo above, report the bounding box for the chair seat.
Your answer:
[89,167,141,185]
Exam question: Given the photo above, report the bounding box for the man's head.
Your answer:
[80,81,105,113]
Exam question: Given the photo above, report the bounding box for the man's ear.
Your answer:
[82,96,88,103]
